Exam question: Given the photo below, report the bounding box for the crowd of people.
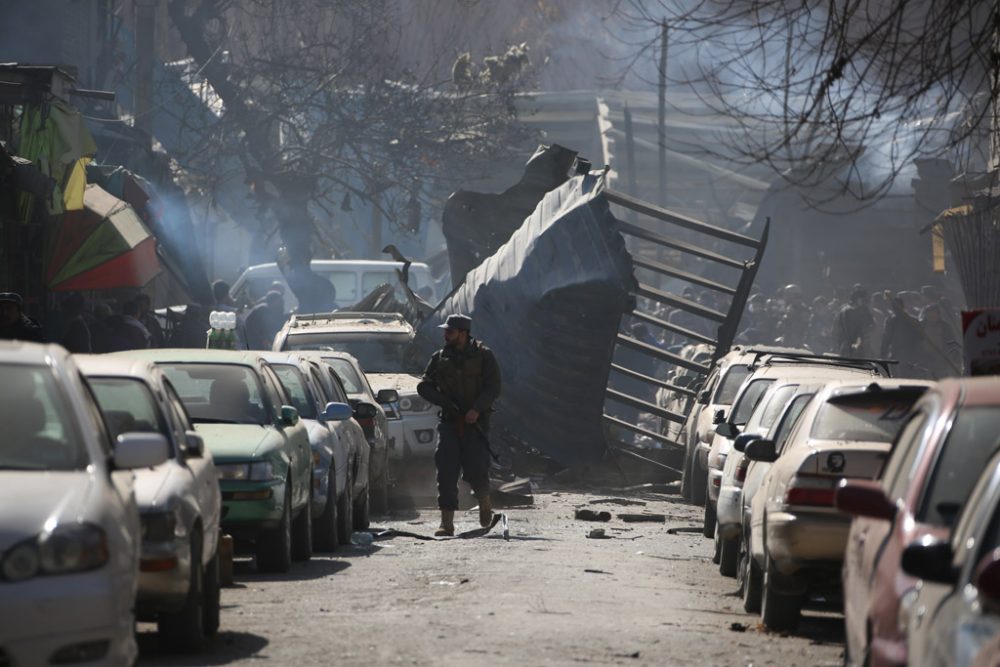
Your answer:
[0,278,294,354]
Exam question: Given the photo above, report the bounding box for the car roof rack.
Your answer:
[748,350,898,377]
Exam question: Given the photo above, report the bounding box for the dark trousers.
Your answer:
[435,421,491,510]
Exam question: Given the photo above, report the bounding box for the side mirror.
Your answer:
[321,402,353,422]
[901,537,958,585]
[712,409,726,425]
[376,389,400,404]
[698,390,711,405]
[733,433,761,453]
[114,432,170,469]
[974,549,1000,607]
[183,431,205,458]
[279,405,300,427]
[835,479,896,520]
[353,402,378,420]
[744,439,778,463]
[715,422,739,439]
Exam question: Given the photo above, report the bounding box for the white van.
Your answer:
[229,259,439,311]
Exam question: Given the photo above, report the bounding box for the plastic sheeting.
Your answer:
[416,168,635,466]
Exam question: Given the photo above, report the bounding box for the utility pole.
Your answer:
[657,19,668,208]
[134,0,156,149]
[623,102,638,223]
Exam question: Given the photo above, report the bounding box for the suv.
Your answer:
[274,312,439,461]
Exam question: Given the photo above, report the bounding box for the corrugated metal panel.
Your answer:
[416,169,635,465]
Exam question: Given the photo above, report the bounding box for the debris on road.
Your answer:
[583,568,612,575]
[588,498,647,507]
[574,508,612,521]
[618,512,666,523]
[730,622,748,632]
[666,526,704,535]
[586,528,612,539]
[493,478,534,507]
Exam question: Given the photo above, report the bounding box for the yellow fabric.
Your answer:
[63,157,91,211]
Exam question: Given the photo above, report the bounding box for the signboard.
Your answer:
[962,309,1000,376]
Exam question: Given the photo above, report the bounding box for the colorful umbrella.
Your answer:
[47,184,161,291]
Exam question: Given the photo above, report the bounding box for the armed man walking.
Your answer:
[417,314,502,537]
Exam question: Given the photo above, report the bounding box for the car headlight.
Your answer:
[216,463,249,481]
[1,523,108,581]
[248,461,276,481]
[141,511,179,542]
[399,396,433,413]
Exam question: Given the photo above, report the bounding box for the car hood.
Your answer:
[194,423,276,461]
[0,471,99,551]
[368,372,421,395]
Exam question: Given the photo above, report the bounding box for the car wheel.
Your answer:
[740,528,762,614]
[719,532,738,577]
[158,531,206,652]
[256,485,292,573]
[703,495,717,539]
[372,471,390,514]
[337,471,354,544]
[691,457,707,506]
[202,549,221,637]
[761,554,802,632]
[291,485,313,562]
[353,483,371,530]
[313,468,339,552]
[680,443,694,501]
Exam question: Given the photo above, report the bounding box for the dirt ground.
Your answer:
[138,484,845,667]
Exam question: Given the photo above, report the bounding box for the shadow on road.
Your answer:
[232,555,352,581]
[137,631,268,665]
[796,613,845,646]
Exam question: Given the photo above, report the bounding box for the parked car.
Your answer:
[707,354,891,548]
[901,442,1000,667]
[838,377,1000,666]
[230,259,440,311]
[297,350,393,520]
[274,311,435,467]
[259,351,366,549]
[744,379,931,631]
[0,342,168,666]
[715,379,805,576]
[126,349,314,573]
[78,355,223,651]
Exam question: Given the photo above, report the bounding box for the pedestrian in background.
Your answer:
[60,293,91,353]
[0,292,44,343]
[417,314,501,537]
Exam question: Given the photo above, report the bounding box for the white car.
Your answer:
[744,378,932,631]
[0,342,168,666]
[259,352,366,550]
[78,355,223,652]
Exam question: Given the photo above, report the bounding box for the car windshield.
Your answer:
[159,363,270,425]
[271,364,317,419]
[731,378,775,425]
[810,394,913,442]
[324,358,365,395]
[714,364,750,405]
[919,406,1000,527]
[0,365,88,471]
[89,378,172,446]
[288,335,420,373]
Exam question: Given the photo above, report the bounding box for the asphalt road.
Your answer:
[137,486,844,666]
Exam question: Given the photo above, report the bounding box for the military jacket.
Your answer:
[417,339,501,428]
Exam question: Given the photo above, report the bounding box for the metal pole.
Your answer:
[657,20,668,208]
[624,102,638,223]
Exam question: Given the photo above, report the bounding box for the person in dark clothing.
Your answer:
[0,292,44,343]
[212,279,236,312]
[881,296,928,377]
[417,313,502,536]
[60,293,91,353]
[244,291,286,350]
[835,286,876,357]
[168,304,209,348]
[134,294,164,348]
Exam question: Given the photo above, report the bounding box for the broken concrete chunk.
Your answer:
[574,509,612,522]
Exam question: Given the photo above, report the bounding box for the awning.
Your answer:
[46,183,161,291]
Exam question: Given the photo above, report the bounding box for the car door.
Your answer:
[261,363,311,510]
[163,378,221,561]
[309,365,351,494]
